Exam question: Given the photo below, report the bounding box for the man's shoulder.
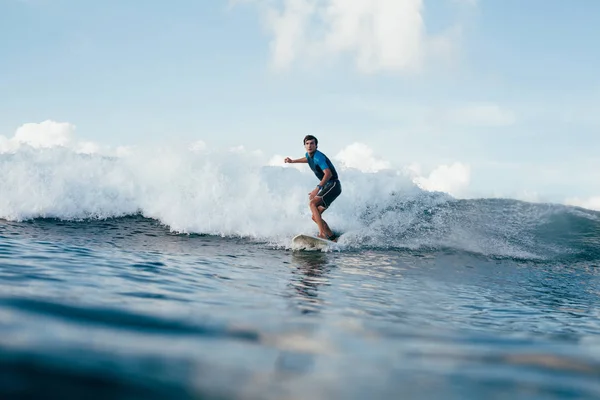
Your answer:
[314,150,327,160]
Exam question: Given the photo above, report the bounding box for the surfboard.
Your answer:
[291,234,337,250]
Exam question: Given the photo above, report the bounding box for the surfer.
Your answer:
[284,135,342,241]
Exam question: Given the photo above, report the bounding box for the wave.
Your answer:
[1,146,599,262]
[348,195,600,262]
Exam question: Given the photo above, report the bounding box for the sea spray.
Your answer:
[1,145,599,261]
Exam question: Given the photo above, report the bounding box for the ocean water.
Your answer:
[1,147,600,399]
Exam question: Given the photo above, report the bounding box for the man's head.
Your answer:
[303,135,318,153]
[303,135,318,146]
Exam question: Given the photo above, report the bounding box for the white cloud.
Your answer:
[229,145,247,154]
[116,146,133,157]
[266,0,315,69]
[334,142,391,172]
[13,120,75,148]
[412,162,470,197]
[254,0,462,73]
[321,95,515,131]
[229,145,264,157]
[75,141,101,154]
[322,0,424,72]
[0,120,109,155]
[190,140,207,153]
[0,135,19,153]
[333,144,471,197]
[445,103,516,127]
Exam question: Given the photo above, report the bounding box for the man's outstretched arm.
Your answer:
[284,157,307,164]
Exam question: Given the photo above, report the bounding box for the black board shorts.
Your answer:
[317,180,341,209]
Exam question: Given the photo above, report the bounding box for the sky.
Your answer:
[1,0,599,208]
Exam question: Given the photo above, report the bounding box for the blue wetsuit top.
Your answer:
[306,150,339,182]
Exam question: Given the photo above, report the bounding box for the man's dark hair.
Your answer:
[303,135,318,145]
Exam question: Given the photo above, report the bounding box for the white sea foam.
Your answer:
[0,144,416,237]
[2,141,593,260]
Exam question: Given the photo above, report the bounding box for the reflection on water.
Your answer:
[288,252,332,315]
[271,252,334,379]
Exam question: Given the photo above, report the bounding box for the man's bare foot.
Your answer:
[318,232,337,242]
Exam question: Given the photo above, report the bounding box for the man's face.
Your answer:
[304,139,316,153]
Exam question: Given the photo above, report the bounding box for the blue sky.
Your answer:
[1,0,599,207]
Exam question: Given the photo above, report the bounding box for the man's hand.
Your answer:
[308,187,319,200]
[284,157,293,163]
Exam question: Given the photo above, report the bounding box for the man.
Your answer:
[285,135,342,241]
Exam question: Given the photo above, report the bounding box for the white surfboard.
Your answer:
[291,234,337,250]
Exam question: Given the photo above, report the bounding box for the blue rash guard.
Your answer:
[305,150,339,182]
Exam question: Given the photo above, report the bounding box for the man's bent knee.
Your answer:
[312,205,327,222]
[310,197,323,207]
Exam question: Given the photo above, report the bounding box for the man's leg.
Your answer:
[311,205,332,234]
[318,206,333,236]
[310,198,333,238]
